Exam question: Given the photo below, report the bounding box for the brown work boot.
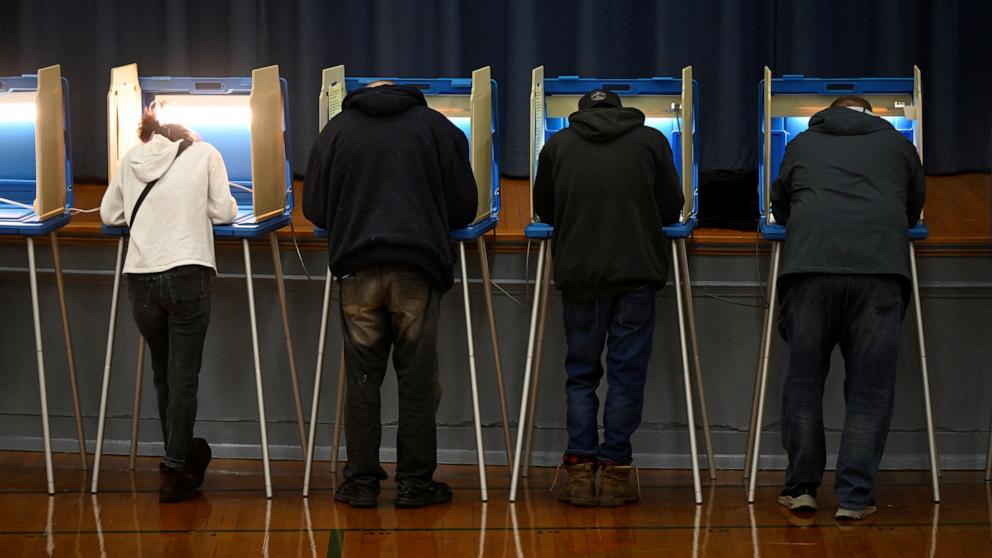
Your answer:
[598,464,639,506]
[556,462,597,507]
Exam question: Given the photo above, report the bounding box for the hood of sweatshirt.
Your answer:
[808,106,895,136]
[342,84,427,117]
[128,134,184,183]
[567,106,646,143]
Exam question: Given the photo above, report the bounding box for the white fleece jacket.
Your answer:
[100,134,238,274]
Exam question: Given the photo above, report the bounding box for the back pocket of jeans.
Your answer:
[167,268,209,304]
[617,286,656,330]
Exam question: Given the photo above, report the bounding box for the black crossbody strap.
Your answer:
[128,140,193,227]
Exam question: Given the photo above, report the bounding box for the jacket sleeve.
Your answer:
[770,144,796,225]
[207,147,238,224]
[439,122,478,229]
[905,146,926,228]
[655,136,684,226]
[99,159,127,226]
[302,129,333,230]
[532,143,555,226]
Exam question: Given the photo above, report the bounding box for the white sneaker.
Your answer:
[835,505,878,520]
[777,493,818,511]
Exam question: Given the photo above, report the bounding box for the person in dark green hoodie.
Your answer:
[771,96,925,520]
[533,89,683,507]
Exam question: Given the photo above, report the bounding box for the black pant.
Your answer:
[778,273,907,509]
[127,265,212,470]
[339,264,441,486]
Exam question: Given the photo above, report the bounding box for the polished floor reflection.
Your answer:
[2,451,991,557]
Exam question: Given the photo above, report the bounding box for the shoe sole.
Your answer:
[835,506,877,520]
[778,494,818,511]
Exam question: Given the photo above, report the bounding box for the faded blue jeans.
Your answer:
[778,273,908,509]
[562,285,657,464]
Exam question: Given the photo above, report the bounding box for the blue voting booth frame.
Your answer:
[91,65,305,499]
[509,66,713,505]
[746,67,940,504]
[0,67,88,493]
[302,67,506,502]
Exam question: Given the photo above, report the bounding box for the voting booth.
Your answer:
[301,66,505,502]
[91,64,305,498]
[509,66,713,504]
[744,67,939,503]
[0,64,87,493]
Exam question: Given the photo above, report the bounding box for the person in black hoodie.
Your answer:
[771,96,925,520]
[533,89,683,507]
[303,81,477,509]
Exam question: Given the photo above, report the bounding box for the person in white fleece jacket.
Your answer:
[100,111,237,503]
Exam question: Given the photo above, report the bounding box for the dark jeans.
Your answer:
[339,264,441,486]
[127,265,212,470]
[778,273,907,509]
[562,285,657,464]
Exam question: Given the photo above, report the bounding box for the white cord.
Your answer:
[0,197,33,210]
[230,183,253,192]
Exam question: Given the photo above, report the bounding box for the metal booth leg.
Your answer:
[91,237,125,493]
[269,233,307,453]
[522,245,553,477]
[303,268,333,497]
[747,242,781,503]
[49,232,87,470]
[678,238,716,480]
[509,240,548,502]
[672,241,703,504]
[129,338,145,470]
[476,236,514,468]
[244,239,273,498]
[909,243,941,502]
[459,241,489,501]
[27,237,55,495]
[743,291,772,482]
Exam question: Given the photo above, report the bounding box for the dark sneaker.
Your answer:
[334,480,379,508]
[778,486,818,511]
[556,462,598,507]
[160,468,198,503]
[835,503,878,520]
[598,464,639,507]
[394,479,453,509]
[186,438,212,489]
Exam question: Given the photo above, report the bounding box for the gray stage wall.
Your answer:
[1,239,991,473]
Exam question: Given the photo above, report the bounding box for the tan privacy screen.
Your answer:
[107,63,142,181]
[319,65,346,131]
[35,64,66,221]
[249,65,287,221]
[470,66,493,223]
[680,65,694,221]
[528,66,545,219]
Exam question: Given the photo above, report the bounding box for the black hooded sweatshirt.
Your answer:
[302,85,478,292]
[771,107,926,282]
[532,106,683,303]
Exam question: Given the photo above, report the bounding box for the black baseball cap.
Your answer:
[578,88,622,110]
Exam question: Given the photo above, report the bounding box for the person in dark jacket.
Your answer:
[771,96,925,520]
[533,88,683,507]
[302,81,478,509]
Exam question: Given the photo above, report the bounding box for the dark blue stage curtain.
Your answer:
[1,0,988,180]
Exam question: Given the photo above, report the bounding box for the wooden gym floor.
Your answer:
[2,451,992,557]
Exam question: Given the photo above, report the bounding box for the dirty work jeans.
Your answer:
[778,273,907,510]
[562,285,657,464]
[127,265,212,470]
[339,264,441,486]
